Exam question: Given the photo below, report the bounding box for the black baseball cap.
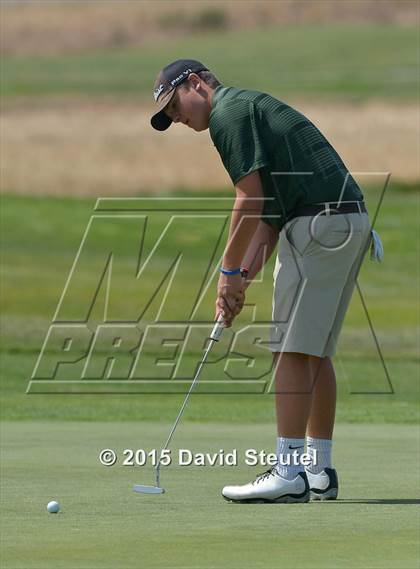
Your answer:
[151,59,209,131]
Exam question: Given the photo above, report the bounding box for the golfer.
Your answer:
[151,59,372,503]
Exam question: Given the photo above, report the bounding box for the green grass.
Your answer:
[1,186,419,568]
[1,352,418,424]
[0,183,419,423]
[1,25,418,100]
[1,422,419,569]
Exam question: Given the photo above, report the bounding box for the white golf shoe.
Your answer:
[222,467,310,503]
[306,468,338,501]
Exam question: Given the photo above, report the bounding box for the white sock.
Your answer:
[306,436,332,474]
[276,437,305,480]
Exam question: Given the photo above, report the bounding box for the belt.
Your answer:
[291,201,367,219]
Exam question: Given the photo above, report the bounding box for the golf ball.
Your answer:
[46,501,60,514]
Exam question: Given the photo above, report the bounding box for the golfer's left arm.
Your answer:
[216,170,264,324]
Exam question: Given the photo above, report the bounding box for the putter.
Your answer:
[133,314,225,495]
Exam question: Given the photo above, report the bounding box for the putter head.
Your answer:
[133,484,165,494]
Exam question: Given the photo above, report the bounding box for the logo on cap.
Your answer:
[170,68,193,87]
[153,83,165,102]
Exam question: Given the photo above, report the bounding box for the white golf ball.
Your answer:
[46,501,60,514]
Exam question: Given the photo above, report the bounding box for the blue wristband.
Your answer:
[219,267,241,276]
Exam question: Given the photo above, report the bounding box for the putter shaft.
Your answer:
[155,338,215,486]
[154,316,224,487]
[133,316,224,494]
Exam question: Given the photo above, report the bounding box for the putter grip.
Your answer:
[210,315,225,341]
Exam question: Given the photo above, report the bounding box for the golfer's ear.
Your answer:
[187,73,201,91]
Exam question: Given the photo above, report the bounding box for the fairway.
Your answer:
[1,422,419,569]
[2,25,417,100]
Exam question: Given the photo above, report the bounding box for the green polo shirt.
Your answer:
[209,86,364,230]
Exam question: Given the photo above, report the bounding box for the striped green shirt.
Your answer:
[209,86,364,230]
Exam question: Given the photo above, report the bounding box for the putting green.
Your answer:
[1,421,419,569]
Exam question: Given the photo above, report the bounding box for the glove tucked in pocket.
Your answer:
[370,229,384,262]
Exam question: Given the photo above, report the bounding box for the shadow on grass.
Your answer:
[334,499,420,505]
[225,499,420,505]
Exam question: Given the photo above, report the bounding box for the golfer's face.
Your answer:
[165,81,209,132]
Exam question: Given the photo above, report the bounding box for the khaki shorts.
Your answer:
[269,212,371,357]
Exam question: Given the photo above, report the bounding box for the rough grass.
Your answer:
[1,23,418,195]
[1,100,418,196]
[1,1,416,56]
[1,21,419,196]
[2,25,418,100]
